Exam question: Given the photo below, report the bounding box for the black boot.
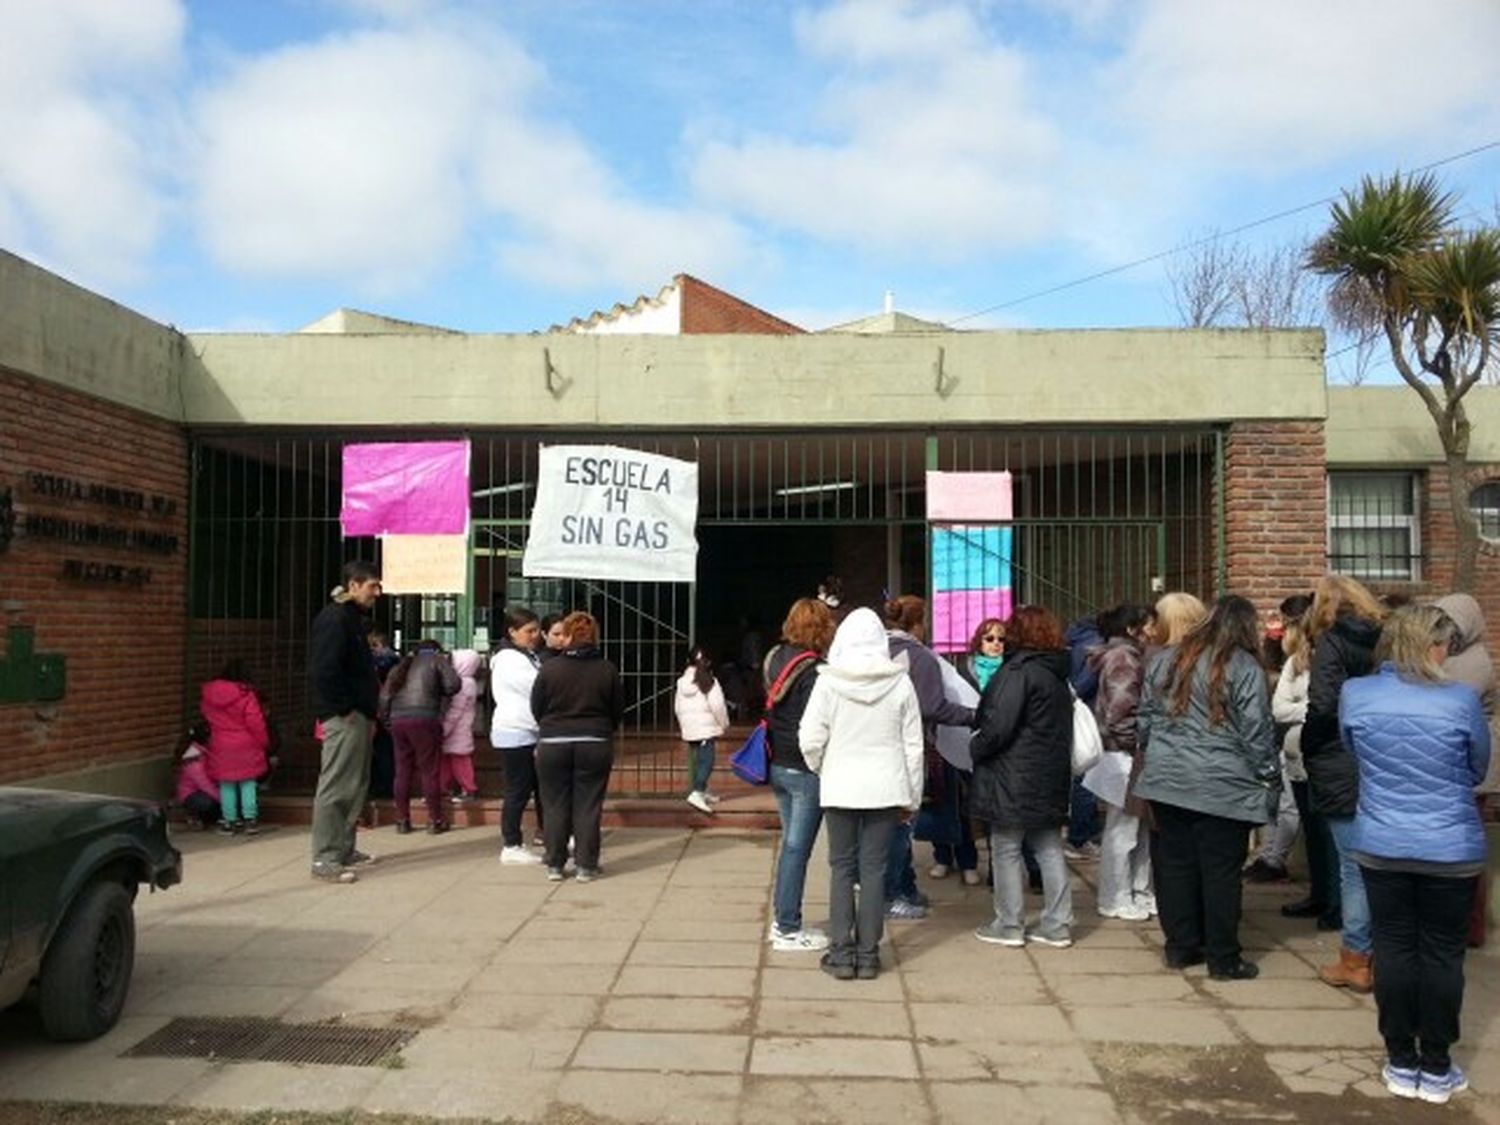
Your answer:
[1280,897,1322,918]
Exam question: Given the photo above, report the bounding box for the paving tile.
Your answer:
[1048,974,1200,1007]
[398,1027,582,1070]
[929,1079,1122,1123]
[360,1068,559,1121]
[910,1002,1076,1044]
[900,970,1049,1005]
[173,1060,383,1113]
[280,986,461,1028]
[760,967,905,1002]
[553,1070,742,1124]
[1228,1008,1385,1048]
[323,957,480,992]
[599,996,752,1033]
[627,940,762,968]
[749,1036,919,1079]
[445,991,601,1030]
[1067,1005,1239,1046]
[756,998,912,1039]
[466,962,620,996]
[919,1040,1102,1084]
[3,1055,214,1105]
[740,1077,934,1125]
[131,983,304,1019]
[641,918,767,943]
[198,955,346,987]
[572,1029,750,1073]
[612,965,758,998]
[494,938,635,965]
[1029,946,1167,975]
[1264,1048,1383,1097]
[1197,977,1363,1009]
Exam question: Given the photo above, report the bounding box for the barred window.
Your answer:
[1469,481,1500,542]
[1327,472,1420,582]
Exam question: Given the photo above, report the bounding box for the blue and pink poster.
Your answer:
[927,472,1013,654]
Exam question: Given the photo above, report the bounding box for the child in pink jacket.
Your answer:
[199,659,270,835]
[175,723,220,828]
[441,649,483,802]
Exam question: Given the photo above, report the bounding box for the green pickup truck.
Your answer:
[0,787,182,1040]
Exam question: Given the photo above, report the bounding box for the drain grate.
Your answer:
[123,1017,415,1067]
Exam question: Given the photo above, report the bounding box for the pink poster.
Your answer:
[340,441,470,537]
[926,471,1013,522]
[931,588,1014,654]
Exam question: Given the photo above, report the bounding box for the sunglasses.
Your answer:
[981,634,1004,643]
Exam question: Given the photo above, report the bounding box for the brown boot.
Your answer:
[1318,948,1373,993]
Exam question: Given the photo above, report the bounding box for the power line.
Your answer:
[949,138,1500,326]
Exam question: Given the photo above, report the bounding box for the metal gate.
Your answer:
[186,427,1219,794]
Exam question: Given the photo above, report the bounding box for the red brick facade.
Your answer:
[0,368,188,784]
[678,275,804,335]
[1223,420,1329,612]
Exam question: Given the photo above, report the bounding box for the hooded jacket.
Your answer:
[1271,660,1310,783]
[441,649,483,756]
[1342,664,1491,865]
[175,745,219,803]
[385,649,461,722]
[674,668,730,742]
[969,649,1074,828]
[1135,646,1278,824]
[1065,617,1104,704]
[1302,613,1382,816]
[490,641,541,749]
[199,679,270,783]
[798,609,924,810]
[1436,593,1497,716]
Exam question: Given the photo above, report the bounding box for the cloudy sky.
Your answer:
[2,0,1497,355]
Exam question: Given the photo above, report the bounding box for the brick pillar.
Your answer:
[1223,420,1327,613]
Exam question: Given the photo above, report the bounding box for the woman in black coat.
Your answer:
[970,606,1075,950]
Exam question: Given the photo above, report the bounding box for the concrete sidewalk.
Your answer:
[1,823,1496,1123]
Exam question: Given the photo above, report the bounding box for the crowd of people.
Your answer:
[178,556,1492,1107]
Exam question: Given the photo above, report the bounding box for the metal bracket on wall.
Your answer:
[934,347,958,398]
[543,347,573,400]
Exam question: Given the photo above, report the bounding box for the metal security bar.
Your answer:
[187,426,1221,795]
[1327,471,1422,581]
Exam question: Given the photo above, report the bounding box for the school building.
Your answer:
[3,250,1498,804]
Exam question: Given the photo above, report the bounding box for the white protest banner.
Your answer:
[522,444,699,582]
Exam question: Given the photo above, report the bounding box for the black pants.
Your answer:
[1151,801,1252,972]
[1291,779,1341,920]
[536,740,613,870]
[825,807,900,969]
[500,746,544,848]
[1362,866,1477,1073]
[183,791,220,826]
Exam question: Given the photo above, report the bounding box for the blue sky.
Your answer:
[2,0,1497,379]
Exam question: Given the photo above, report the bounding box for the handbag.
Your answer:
[1070,689,1104,776]
[728,649,819,786]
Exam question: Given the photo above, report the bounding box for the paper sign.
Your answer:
[931,588,1014,654]
[381,534,469,594]
[926,471,1013,522]
[522,445,700,582]
[933,526,1013,592]
[341,441,470,537]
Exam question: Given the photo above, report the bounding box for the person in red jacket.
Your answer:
[200,659,271,835]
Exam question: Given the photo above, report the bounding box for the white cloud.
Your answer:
[0,0,184,284]
[1108,0,1500,164]
[692,0,1059,258]
[191,17,748,295]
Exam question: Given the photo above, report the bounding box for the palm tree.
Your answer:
[1308,172,1500,592]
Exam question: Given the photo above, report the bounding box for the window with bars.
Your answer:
[1327,472,1420,581]
[1469,481,1500,542]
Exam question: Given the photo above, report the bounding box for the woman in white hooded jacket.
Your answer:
[798,608,924,980]
[673,645,730,815]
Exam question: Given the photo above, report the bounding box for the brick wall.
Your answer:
[0,368,188,784]
[678,275,805,335]
[1223,420,1328,613]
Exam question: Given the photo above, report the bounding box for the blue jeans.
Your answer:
[884,820,920,902]
[1326,815,1372,954]
[687,739,715,793]
[1067,777,1100,848]
[770,765,823,933]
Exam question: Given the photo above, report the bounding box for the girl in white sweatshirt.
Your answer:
[674,645,730,815]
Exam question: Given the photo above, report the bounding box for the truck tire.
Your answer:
[38,880,136,1041]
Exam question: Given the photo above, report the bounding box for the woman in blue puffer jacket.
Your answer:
[1340,604,1491,1106]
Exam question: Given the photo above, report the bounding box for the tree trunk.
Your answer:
[1444,452,1479,593]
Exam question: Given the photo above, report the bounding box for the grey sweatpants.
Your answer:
[312,712,373,867]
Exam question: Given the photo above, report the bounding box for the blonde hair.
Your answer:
[1154,592,1208,645]
[1307,574,1386,640]
[1281,618,1311,675]
[560,611,599,648]
[1375,605,1455,683]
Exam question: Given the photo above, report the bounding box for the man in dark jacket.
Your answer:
[308,560,382,883]
[1063,615,1104,856]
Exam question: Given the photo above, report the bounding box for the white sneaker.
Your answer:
[961,869,982,886]
[928,864,951,879]
[770,927,830,952]
[1135,893,1158,916]
[500,845,543,865]
[686,791,714,815]
[1098,903,1152,922]
[704,791,723,804]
